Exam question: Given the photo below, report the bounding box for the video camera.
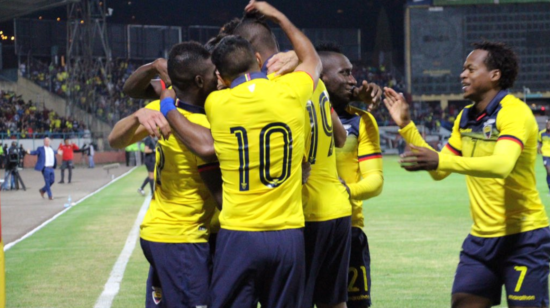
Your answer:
[6,146,19,170]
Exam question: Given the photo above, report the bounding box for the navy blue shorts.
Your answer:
[210,228,305,308]
[302,216,351,308]
[347,227,372,308]
[140,238,210,308]
[543,156,550,167]
[452,227,550,307]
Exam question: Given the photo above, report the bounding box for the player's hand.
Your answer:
[153,58,171,87]
[245,1,282,22]
[353,81,382,107]
[399,145,439,171]
[58,150,63,156]
[216,70,227,90]
[134,108,171,139]
[267,50,299,76]
[383,87,411,128]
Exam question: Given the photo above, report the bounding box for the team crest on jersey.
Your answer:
[483,119,496,139]
[152,286,162,305]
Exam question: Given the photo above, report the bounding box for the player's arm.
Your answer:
[384,87,452,180]
[122,58,169,99]
[108,108,170,149]
[345,114,383,199]
[144,145,153,154]
[246,1,321,86]
[538,131,543,154]
[332,108,346,148]
[160,96,217,162]
[198,163,223,210]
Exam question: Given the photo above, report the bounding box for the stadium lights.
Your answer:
[11,36,14,41]
[57,17,61,21]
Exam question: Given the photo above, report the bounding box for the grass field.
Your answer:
[5,156,550,308]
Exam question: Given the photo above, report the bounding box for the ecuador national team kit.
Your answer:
[399,91,550,307]
[140,99,218,308]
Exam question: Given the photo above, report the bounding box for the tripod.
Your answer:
[2,167,26,191]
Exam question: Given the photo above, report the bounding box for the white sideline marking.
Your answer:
[94,194,150,308]
[4,167,137,252]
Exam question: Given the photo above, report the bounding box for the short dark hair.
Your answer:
[219,18,241,35]
[211,35,258,81]
[472,41,518,90]
[167,41,211,91]
[231,12,279,55]
[315,42,343,54]
[205,34,227,53]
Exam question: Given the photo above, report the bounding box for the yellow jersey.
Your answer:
[140,99,218,243]
[336,106,382,228]
[538,129,550,157]
[301,80,351,221]
[205,71,312,231]
[401,91,548,237]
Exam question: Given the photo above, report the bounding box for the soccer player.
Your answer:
[108,41,220,307]
[384,42,550,308]
[193,1,319,306]
[315,43,384,308]
[538,120,550,195]
[58,137,79,184]
[138,136,156,196]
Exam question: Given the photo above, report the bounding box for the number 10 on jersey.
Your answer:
[231,123,293,191]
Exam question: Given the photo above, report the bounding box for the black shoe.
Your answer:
[58,181,64,184]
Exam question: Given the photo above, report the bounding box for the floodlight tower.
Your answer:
[66,0,112,127]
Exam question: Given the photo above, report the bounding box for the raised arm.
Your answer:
[123,58,170,99]
[245,1,321,86]
[160,94,216,162]
[108,108,171,149]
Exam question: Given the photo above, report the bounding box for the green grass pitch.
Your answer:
[5,157,550,307]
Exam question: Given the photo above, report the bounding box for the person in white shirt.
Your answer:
[28,138,58,200]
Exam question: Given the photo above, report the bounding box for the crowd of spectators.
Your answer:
[0,90,89,138]
[23,58,145,126]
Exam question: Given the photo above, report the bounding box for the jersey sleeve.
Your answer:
[495,104,529,149]
[145,99,161,111]
[357,112,382,161]
[276,71,314,108]
[346,113,384,200]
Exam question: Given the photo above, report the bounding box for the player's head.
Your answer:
[44,137,50,147]
[212,35,260,84]
[219,18,241,36]
[316,43,357,106]
[167,41,217,102]
[461,41,518,102]
[64,137,70,145]
[230,12,279,64]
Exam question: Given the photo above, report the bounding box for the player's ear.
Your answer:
[255,52,262,69]
[195,75,204,88]
[490,69,501,83]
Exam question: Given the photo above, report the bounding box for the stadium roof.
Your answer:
[0,0,79,23]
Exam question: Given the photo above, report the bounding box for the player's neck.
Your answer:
[175,88,203,107]
[472,88,500,115]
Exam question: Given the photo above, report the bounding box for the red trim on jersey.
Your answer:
[498,135,524,149]
[445,143,462,156]
[358,153,382,162]
[160,79,166,90]
[295,70,316,91]
[476,112,487,121]
[198,162,220,173]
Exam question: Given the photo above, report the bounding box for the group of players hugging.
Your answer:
[108,1,550,308]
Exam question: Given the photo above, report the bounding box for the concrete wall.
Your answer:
[23,151,127,168]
